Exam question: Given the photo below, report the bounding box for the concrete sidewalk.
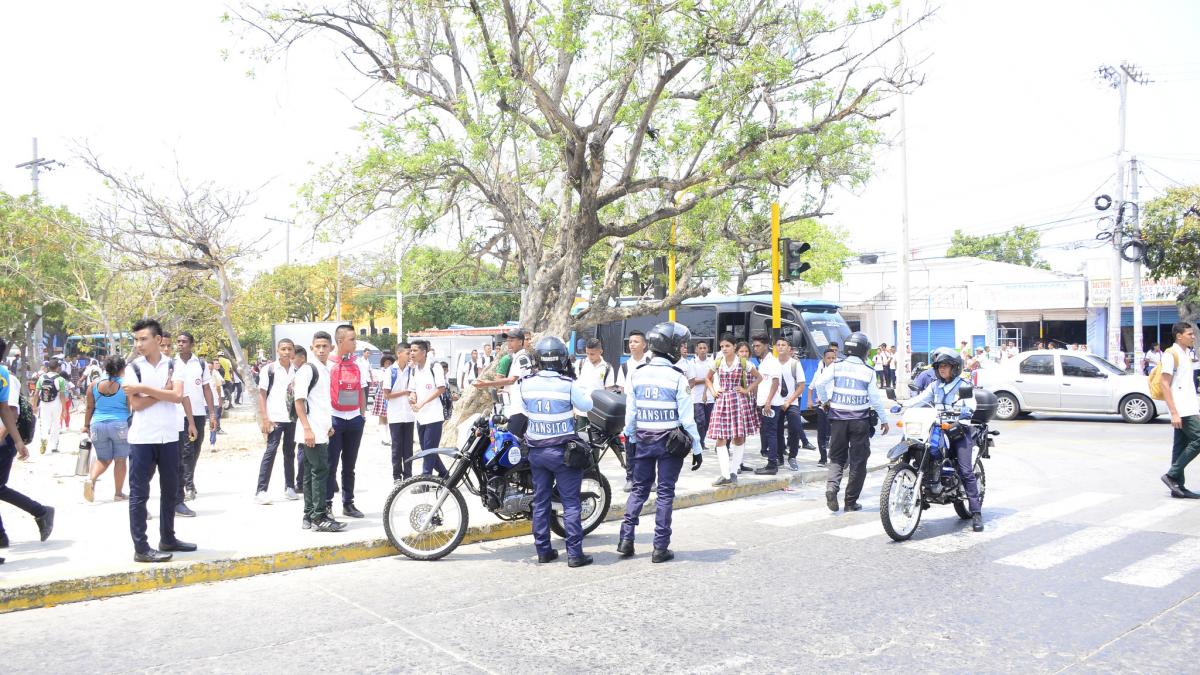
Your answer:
[0,406,896,612]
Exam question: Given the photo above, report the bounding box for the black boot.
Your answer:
[651,548,674,563]
[972,513,984,532]
[616,539,635,557]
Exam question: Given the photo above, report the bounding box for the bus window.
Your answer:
[749,305,799,340]
[717,311,746,341]
[801,311,851,356]
[675,305,716,346]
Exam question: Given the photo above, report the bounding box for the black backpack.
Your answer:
[17,390,36,444]
[38,374,60,403]
[286,362,319,423]
[130,359,175,384]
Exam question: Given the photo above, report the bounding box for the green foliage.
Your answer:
[946,226,1049,269]
[399,246,521,331]
[1141,185,1200,317]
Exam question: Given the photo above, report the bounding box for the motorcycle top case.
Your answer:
[971,389,998,423]
[587,389,626,436]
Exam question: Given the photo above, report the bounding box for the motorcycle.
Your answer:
[879,383,999,542]
[382,391,625,561]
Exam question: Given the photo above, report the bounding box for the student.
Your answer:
[615,330,651,492]
[326,324,369,520]
[474,329,533,417]
[35,358,68,454]
[82,355,131,502]
[1161,323,1200,499]
[773,337,815,471]
[123,319,194,563]
[386,343,415,481]
[255,338,298,504]
[707,336,761,485]
[173,332,215,507]
[409,341,449,479]
[160,332,198,518]
[370,352,396,426]
[574,338,615,424]
[687,341,715,446]
[0,337,54,553]
[808,348,837,465]
[293,334,344,532]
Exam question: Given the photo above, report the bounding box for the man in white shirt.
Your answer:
[386,341,416,481]
[123,319,194,563]
[326,324,370,520]
[1161,322,1200,499]
[474,329,534,417]
[575,338,615,421]
[688,341,714,445]
[255,338,298,503]
[159,333,198,519]
[752,334,783,474]
[293,334,344,532]
[614,330,651,492]
[174,332,216,509]
[409,340,449,478]
[808,346,837,466]
[774,337,815,470]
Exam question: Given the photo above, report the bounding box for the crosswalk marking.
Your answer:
[1104,539,1200,588]
[820,485,1045,541]
[757,509,839,528]
[906,492,1118,554]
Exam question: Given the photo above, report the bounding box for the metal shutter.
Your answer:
[910,319,956,353]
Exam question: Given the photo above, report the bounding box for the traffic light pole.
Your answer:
[771,202,782,341]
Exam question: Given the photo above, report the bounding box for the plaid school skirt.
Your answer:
[707,366,759,440]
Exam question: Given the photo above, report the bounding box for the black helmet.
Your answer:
[843,332,870,359]
[929,347,963,380]
[533,336,572,374]
[646,321,690,361]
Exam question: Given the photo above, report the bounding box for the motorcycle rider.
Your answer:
[811,332,890,513]
[518,336,596,567]
[617,322,704,563]
[902,347,984,532]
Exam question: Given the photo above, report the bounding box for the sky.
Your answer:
[2,1,1198,279]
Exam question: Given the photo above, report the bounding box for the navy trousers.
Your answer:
[815,407,831,461]
[327,415,365,506]
[762,408,781,465]
[389,421,415,481]
[950,430,982,513]
[528,445,584,558]
[620,437,685,550]
[777,404,810,459]
[693,403,713,447]
[417,421,447,477]
[257,421,296,493]
[0,437,48,537]
[129,441,179,554]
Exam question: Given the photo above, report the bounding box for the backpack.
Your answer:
[17,390,36,444]
[329,355,364,412]
[38,374,60,403]
[130,358,175,385]
[286,362,320,422]
[1148,349,1181,401]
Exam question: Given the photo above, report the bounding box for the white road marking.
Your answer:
[756,509,839,528]
[1103,539,1200,588]
[995,502,1192,570]
[826,520,886,540]
[906,492,1118,554]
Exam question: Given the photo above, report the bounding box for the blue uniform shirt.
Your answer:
[519,371,594,448]
[622,357,702,455]
[906,376,975,416]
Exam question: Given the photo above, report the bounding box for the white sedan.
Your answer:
[976,350,1166,424]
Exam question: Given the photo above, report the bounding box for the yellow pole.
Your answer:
[669,195,680,322]
[771,202,781,336]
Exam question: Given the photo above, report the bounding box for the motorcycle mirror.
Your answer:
[907,383,919,393]
[958,384,974,401]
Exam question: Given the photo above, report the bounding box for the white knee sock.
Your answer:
[732,443,745,475]
[716,443,731,478]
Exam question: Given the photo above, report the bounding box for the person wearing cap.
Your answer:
[473,329,534,418]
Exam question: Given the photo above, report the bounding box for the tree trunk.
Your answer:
[214,264,263,429]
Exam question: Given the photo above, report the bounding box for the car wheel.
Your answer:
[994,392,1020,421]
[1120,394,1154,424]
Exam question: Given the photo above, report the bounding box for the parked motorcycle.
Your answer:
[879,384,999,541]
[382,390,625,561]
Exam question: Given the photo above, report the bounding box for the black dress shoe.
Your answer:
[134,549,173,563]
[972,513,984,532]
[1162,474,1187,498]
[844,502,862,512]
[343,503,365,518]
[826,490,840,512]
[537,549,560,564]
[567,554,594,568]
[738,464,754,474]
[651,548,674,563]
[159,539,197,552]
[616,539,635,557]
[754,465,778,475]
[1181,488,1200,499]
[35,506,55,542]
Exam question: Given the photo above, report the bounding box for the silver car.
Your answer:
[977,350,1166,424]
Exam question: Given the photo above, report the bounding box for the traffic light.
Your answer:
[779,239,811,281]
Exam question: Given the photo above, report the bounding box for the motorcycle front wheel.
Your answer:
[550,470,612,538]
[880,464,922,542]
[383,476,469,561]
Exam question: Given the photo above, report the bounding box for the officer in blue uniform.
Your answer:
[617,322,704,563]
[811,331,890,513]
[519,336,596,567]
[903,347,984,532]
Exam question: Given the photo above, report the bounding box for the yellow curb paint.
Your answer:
[0,463,883,614]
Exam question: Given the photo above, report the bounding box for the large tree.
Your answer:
[237,0,926,334]
[1141,185,1200,326]
[946,225,1049,270]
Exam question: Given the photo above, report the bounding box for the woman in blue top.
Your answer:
[82,355,131,503]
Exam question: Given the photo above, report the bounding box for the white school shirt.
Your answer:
[756,354,781,407]
[258,361,296,424]
[409,360,448,426]
[616,353,651,392]
[1162,345,1199,418]
[689,356,713,403]
[775,357,806,406]
[293,357,333,440]
[575,357,616,416]
[174,355,212,416]
[125,355,185,444]
[386,365,416,424]
[329,353,371,420]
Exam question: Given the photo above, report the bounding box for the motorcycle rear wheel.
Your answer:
[953,458,987,519]
[550,470,612,538]
[383,476,469,561]
[881,464,922,542]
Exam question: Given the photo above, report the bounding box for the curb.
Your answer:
[0,462,887,614]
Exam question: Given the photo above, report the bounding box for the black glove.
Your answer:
[691,452,703,471]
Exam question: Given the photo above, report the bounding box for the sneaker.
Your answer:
[83,479,95,503]
[787,458,800,471]
[314,517,346,533]
[255,491,272,505]
[302,516,313,530]
[817,460,828,467]
[185,487,197,502]
[175,503,196,518]
[284,487,299,501]
[738,464,754,474]
[35,506,55,541]
[802,443,817,450]
[712,476,731,487]
[39,439,47,455]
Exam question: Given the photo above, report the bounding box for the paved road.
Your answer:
[4,414,1199,673]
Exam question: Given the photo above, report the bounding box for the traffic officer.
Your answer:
[617,322,703,563]
[518,336,596,567]
[811,331,890,513]
[902,347,984,531]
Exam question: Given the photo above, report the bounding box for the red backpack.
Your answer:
[330,355,364,412]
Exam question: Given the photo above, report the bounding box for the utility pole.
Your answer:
[1130,155,1143,374]
[265,216,294,265]
[1098,63,1150,370]
[771,201,782,342]
[896,80,912,393]
[394,244,404,342]
[14,138,63,369]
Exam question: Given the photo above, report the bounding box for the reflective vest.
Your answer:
[828,357,875,421]
[520,372,576,447]
[630,360,686,436]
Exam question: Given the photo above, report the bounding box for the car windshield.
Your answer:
[1087,356,1125,376]
[800,311,850,350]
